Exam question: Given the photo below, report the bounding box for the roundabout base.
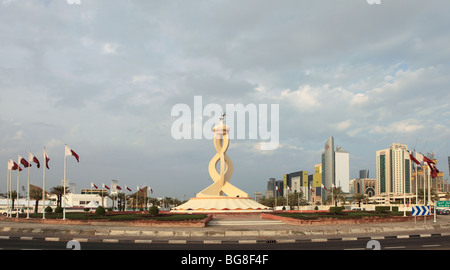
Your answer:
[170,197,272,213]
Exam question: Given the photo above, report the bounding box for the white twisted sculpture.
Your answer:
[196,115,248,198]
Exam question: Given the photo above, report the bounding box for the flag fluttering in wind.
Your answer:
[149,186,153,194]
[117,185,122,191]
[65,145,80,162]
[19,155,30,168]
[423,155,440,178]
[29,152,40,168]
[8,159,14,171]
[125,186,132,192]
[11,161,21,171]
[275,185,281,193]
[321,184,328,191]
[91,182,98,189]
[44,149,50,170]
[103,183,110,190]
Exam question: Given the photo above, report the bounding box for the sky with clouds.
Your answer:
[1,0,450,200]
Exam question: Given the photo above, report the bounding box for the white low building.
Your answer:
[1,193,113,213]
[62,193,113,209]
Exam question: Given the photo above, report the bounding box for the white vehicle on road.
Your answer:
[1,209,24,216]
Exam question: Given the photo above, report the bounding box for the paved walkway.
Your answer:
[1,214,449,244]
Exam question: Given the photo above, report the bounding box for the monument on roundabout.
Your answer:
[171,114,271,213]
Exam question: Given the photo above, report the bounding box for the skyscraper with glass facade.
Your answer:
[376,143,411,196]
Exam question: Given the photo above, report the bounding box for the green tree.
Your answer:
[353,193,367,208]
[50,186,68,207]
[29,189,42,213]
[259,197,275,208]
[117,192,126,211]
[286,191,308,208]
[417,188,440,205]
[108,193,118,210]
[326,187,345,207]
[9,190,17,209]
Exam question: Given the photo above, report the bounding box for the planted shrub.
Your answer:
[54,206,63,213]
[95,206,106,215]
[329,206,345,215]
[375,206,399,213]
[44,206,53,213]
[148,205,159,215]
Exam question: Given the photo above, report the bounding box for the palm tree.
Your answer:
[327,187,345,207]
[108,193,118,210]
[417,188,440,205]
[50,186,68,207]
[29,189,42,214]
[353,193,366,208]
[117,193,126,211]
[10,190,17,209]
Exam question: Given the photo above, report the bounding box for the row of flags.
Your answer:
[6,144,154,194]
[90,182,154,194]
[7,145,76,172]
[409,151,440,178]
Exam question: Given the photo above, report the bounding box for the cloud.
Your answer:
[370,120,425,135]
[101,42,118,54]
[350,94,369,107]
[1,1,450,198]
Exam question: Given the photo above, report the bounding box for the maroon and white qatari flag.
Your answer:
[65,145,80,162]
[44,148,50,170]
[19,155,30,168]
[29,152,40,168]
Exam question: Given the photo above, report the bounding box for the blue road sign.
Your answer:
[412,206,430,216]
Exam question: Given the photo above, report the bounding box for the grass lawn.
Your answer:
[275,211,406,220]
[23,213,208,221]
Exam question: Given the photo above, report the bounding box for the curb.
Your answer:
[1,232,449,246]
[1,223,449,238]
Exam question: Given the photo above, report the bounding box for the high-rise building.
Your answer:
[313,164,322,188]
[265,178,276,199]
[322,136,350,192]
[335,146,350,193]
[359,169,369,179]
[322,136,335,190]
[376,143,411,195]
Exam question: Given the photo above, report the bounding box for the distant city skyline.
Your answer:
[1,1,450,200]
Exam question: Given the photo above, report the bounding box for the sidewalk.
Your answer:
[0,214,449,242]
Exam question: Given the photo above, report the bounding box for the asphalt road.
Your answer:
[1,234,449,250]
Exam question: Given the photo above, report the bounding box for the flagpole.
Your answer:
[124,187,127,211]
[63,152,67,220]
[403,152,411,217]
[6,161,10,218]
[16,156,20,218]
[274,185,276,210]
[9,160,13,218]
[42,148,46,220]
[428,162,431,206]
[415,151,418,205]
[27,154,30,219]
